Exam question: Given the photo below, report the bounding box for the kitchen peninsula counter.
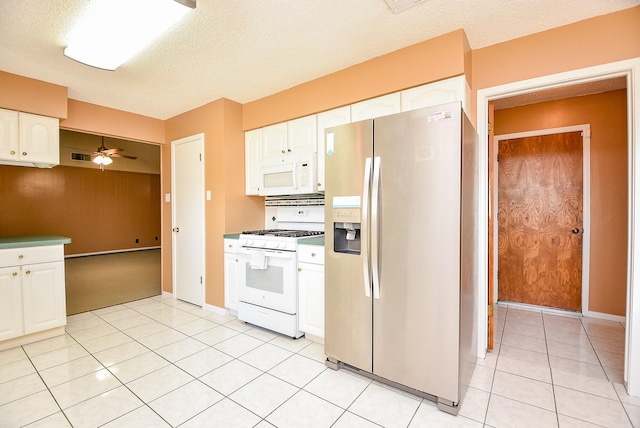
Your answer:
[0,235,71,351]
[0,235,72,249]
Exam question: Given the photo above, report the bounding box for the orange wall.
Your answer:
[243,30,470,130]
[61,100,165,144]
[495,90,628,316]
[471,6,640,117]
[0,71,67,118]
[0,165,161,255]
[164,99,263,305]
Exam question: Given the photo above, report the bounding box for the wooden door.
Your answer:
[498,131,583,311]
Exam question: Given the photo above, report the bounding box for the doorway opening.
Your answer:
[476,58,640,397]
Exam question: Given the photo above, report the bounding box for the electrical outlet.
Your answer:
[136,238,139,243]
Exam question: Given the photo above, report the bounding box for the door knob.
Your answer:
[572,228,580,234]
[172,227,180,233]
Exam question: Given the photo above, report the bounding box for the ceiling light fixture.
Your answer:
[63,0,196,71]
[385,0,426,13]
[93,153,113,171]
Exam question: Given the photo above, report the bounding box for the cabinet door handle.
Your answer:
[25,270,31,275]
[10,150,15,155]
[22,152,27,156]
[12,272,18,277]
[18,254,24,259]
[298,267,302,272]
[311,253,316,257]
[172,227,180,233]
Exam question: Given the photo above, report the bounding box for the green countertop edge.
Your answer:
[298,236,324,246]
[0,235,72,249]
[223,233,241,239]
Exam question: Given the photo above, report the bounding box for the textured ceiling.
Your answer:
[0,0,637,120]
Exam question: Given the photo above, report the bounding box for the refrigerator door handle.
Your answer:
[362,157,372,298]
[371,156,381,299]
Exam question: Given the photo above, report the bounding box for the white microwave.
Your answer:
[259,152,317,196]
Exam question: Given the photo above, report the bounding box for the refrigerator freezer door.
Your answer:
[324,120,374,372]
[372,103,463,403]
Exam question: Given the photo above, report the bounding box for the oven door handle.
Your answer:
[241,249,294,259]
[264,251,294,259]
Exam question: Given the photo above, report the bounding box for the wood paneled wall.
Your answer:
[0,165,161,255]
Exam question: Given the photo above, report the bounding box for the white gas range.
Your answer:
[237,205,324,338]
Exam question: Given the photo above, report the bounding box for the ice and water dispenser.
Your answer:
[334,221,361,254]
[332,196,362,255]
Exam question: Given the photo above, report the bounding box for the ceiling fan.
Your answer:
[93,137,137,170]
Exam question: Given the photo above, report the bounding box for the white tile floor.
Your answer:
[1,296,639,427]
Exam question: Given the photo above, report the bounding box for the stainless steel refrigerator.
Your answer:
[324,101,478,415]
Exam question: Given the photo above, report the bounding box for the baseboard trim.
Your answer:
[497,301,581,318]
[66,247,161,258]
[497,301,626,323]
[583,311,626,323]
[203,303,228,316]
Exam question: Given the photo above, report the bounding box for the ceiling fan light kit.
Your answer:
[63,0,196,71]
[92,137,137,171]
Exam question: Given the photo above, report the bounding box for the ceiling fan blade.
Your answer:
[102,147,123,154]
[109,153,137,160]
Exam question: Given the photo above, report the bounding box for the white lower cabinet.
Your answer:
[223,239,241,312]
[298,244,324,339]
[0,245,66,345]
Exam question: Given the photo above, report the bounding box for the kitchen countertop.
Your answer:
[0,235,72,249]
[223,233,240,239]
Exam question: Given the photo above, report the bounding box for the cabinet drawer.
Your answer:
[298,245,324,265]
[224,239,240,254]
[0,245,64,268]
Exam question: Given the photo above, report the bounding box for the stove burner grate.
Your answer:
[241,229,323,238]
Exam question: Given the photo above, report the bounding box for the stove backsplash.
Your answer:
[264,196,324,230]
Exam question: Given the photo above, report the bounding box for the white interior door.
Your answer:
[172,133,204,306]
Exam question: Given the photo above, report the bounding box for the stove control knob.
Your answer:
[256,240,266,247]
[279,242,288,249]
[241,239,247,245]
[266,241,275,248]
[247,240,254,246]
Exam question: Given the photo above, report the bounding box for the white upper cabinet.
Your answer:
[401,75,471,113]
[0,108,60,167]
[350,93,401,122]
[316,106,350,192]
[245,128,262,196]
[287,115,317,154]
[0,109,19,160]
[261,122,288,163]
[19,113,60,166]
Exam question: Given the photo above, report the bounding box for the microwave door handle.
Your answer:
[292,162,299,189]
[362,157,372,298]
[371,156,381,300]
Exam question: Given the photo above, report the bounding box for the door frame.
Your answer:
[171,133,205,306]
[476,57,640,397]
[494,125,591,314]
